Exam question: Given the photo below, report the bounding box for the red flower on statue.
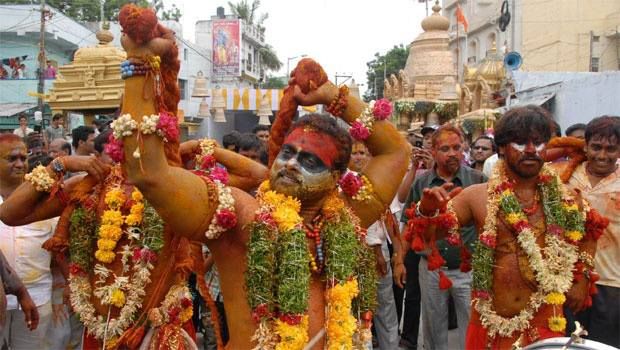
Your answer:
[256,212,277,228]
[279,313,302,326]
[473,290,490,300]
[252,303,271,322]
[209,167,229,184]
[547,224,564,237]
[104,135,125,163]
[349,121,371,141]
[216,209,237,229]
[494,181,514,194]
[69,263,85,276]
[181,298,193,308]
[372,98,392,120]
[200,155,216,170]
[157,112,180,143]
[479,233,496,248]
[338,172,363,196]
[514,220,531,233]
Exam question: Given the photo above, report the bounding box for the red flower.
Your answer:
[438,271,453,290]
[479,233,496,248]
[411,234,425,252]
[586,208,609,241]
[427,248,446,270]
[372,98,392,120]
[494,181,514,194]
[252,303,271,322]
[437,213,458,230]
[460,246,472,272]
[69,263,84,276]
[216,209,237,229]
[279,313,302,326]
[200,155,216,170]
[338,172,363,196]
[473,290,490,300]
[168,306,181,324]
[349,121,371,141]
[132,248,142,263]
[446,232,461,246]
[538,173,553,184]
[141,248,157,264]
[361,310,373,321]
[405,207,416,220]
[209,167,229,184]
[514,220,531,233]
[156,112,180,143]
[256,212,277,228]
[181,298,193,308]
[547,224,564,237]
[104,135,124,163]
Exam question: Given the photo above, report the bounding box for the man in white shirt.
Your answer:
[13,114,34,140]
[0,134,56,349]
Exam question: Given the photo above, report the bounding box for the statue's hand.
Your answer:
[62,156,110,182]
[566,277,589,313]
[292,81,338,107]
[419,182,462,215]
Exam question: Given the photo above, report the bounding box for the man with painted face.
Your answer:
[407,106,604,349]
[564,116,620,348]
[401,124,486,350]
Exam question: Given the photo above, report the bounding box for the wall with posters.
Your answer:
[212,19,241,77]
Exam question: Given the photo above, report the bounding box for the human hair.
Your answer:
[585,116,620,143]
[565,123,586,137]
[18,113,27,122]
[0,133,23,146]
[60,140,72,155]
[71,126,95,149]
[252,125,270,134]
[222,131,241,151]
[28,154,53,169]
[52,113,63,121]
[94,129,112,154]
[551,120,562,137]
[238,133,263,152]
[494,105,553,148]
[287,113,352,173]
[473,135,497,152]
[431,124,464,148]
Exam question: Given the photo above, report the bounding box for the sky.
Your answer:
[169,0,430,96]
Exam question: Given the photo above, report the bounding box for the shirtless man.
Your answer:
[409,106,599,349]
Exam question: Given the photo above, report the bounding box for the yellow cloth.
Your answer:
[568,162,620,288]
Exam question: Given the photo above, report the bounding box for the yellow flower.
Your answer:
[104,337,119,350]
[548,316,567,332]
[130,202,144,215]
[274,316,308,350]
[545,292,566,305]
[101,210,124,226]
[95,250,116,263]
[262,191,285,207]
[325,280,358,349]
[99,224,122,241]
[258,180,271,194]
[131,189,143,202]
[563,203,579,212]
[281,196,301,213]
[97,239,117,251]
[565,230,584,242]
[506,213,524,225]
[110,289,126,308]
[502,189,512,197]
[105,188,125,208]
[273,206,302,232]
[322,193,345,217]
[125,213,143,226]
[179,307,193,324]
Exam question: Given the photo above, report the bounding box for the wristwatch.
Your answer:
[51,157,66,175]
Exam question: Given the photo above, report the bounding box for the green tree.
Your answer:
[364,44,409,102]
[262,75,286,89]
[228,0,282,72]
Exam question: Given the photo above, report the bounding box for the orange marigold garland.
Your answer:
[326,85,349,117]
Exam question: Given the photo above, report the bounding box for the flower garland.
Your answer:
[147,283,194,327]
[68,175,165,341]
[193,139,237,239]
[24,165,55,192]
[338,172,374,202]
[109,112,179,160]
[245,181,377,350]
[472,160,583,339]
[326,85,349,117]
[349,98,392,141]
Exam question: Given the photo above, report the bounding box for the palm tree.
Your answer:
[228,0,282,72]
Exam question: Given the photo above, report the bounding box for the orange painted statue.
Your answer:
[0,5,409,349]
[403,106,608,349]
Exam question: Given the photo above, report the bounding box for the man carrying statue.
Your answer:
[0,4,409,349]
[403,105,608,349]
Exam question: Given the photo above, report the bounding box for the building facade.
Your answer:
[443,0,620,76]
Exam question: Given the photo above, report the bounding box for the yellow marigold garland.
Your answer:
[326,279,359,349]
[274,316,309,350]
[95,188,126,263]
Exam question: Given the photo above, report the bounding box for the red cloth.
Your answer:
[456,5,469,32]
[466,304,564,350]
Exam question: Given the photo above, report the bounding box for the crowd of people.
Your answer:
[0,58,56,80]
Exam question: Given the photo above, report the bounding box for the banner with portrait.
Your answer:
[212,19,241,77]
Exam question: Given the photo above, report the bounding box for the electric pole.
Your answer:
[37,0,46,121]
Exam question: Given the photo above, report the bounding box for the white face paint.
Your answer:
[509,142,546,154]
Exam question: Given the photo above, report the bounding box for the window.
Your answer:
[592,35,600,43]
[178,79,187,100]
[468,40,478,63]
[247,53,252,72]
[487,32,497,51]
[183,48,188,61]
[590,57,599,72]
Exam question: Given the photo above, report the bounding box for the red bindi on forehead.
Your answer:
[283,127,339,168]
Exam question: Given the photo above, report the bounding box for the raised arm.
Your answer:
[294,82,411,227]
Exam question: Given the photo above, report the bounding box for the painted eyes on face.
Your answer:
[279,145,327,173]
[510,142,546,152]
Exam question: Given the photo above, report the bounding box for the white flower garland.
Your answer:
[111,114,137,139]
[139,114,159,135]
[205,181,236,239]
[474,161,579,339]
[24,165,55,192]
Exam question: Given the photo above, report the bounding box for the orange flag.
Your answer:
[456,4,468,33]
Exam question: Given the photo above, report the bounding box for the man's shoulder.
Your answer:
[460,166,487,184]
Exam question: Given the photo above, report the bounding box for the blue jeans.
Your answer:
[419,258,471,350]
